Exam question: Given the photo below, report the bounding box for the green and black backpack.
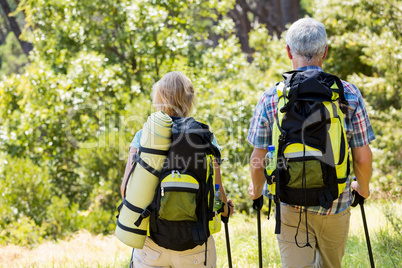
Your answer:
[265,70,350,238]
[135,116,222,258]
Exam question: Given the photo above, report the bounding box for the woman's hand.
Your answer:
[222,199,234,217]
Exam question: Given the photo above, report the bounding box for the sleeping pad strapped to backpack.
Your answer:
[148,116,222,251]
[119,116,223,264]
[265,70,350,238]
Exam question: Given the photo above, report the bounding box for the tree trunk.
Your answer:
[281,0,300,28]
[0,26,7,44]
[0,0,32,55]
[227,0,300,59]
[228,4,254,62]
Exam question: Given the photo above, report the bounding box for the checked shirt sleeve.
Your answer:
[342,81,375,148]
[247,89,276,149]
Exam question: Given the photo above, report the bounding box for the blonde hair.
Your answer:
[152,71,195,117]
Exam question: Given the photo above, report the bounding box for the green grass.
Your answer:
[1,201,401,267]
[214,201,402,268]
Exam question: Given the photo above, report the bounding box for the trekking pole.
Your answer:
[351,189,375,268]
[221,204,233,268]
[253,195,264,268]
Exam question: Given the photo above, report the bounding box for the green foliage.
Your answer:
[44,195,81,240]
[0,0,400,246]
[0,155,51,226]
[315,0,402,197]
[0,33,28,76]
[0,216,46,246]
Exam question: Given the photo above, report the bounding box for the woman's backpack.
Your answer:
[147,116,222,252]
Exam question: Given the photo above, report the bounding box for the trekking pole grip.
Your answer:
[351,190,365,207]
[221,203,232,224]
[351,177,365,207]
[253,195,264,211]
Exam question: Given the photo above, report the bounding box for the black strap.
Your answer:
[267,198,272,220]
[116,202,123,219]
[318,190,334,209]
[253,196,263,211]
[124,154,138,198]
[191,225,206,246]
[274,197,281,234]
[123,198,143,214]
[273,160,281,234]
[121,198,152,227]
[134,208,152,227]
[280,71,304,113]
[337,116,347,165]
[333,76,349,113]
[133,153,161,178]
[280,84,300,113]
[218,202,226,214]
[204,238,208,266]
[221,203,231,224]
[117,219,147,235]
[139,145,169,156]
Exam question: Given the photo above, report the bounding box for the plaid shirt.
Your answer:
[247,66,375,215]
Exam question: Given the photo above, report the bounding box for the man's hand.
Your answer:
[248,181,263,201]
[221,199,234,217]
[351,180,370,199]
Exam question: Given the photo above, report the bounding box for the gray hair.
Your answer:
[285,18,327,61]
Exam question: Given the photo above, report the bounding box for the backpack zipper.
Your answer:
[162,170,182,197]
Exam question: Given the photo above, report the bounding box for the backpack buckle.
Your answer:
[279,133,286,144]
[134,208,152,227]
[141,209,152,218]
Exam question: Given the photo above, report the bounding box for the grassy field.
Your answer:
[0,201,401,267]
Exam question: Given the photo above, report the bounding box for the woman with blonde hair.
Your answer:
[121,71,233,267]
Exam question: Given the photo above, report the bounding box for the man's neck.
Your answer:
[291,57,323,70]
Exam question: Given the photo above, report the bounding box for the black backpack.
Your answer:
[265,70,350,239]
[133,117,222,254]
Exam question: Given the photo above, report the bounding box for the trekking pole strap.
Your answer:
[253,195,264,211]
[221,203,232,224]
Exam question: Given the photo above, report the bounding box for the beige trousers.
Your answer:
[131,236,216,268]
[277,204,351,268]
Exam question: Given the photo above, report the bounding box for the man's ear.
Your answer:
[322,45,328,59]
[286,45,293,60]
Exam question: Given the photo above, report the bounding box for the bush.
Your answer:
[0,156,51,228]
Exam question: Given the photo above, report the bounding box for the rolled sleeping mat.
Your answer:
[115,111,173,248]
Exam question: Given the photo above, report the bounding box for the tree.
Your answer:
[0,0,32,55]
[228,0,300,61]
[314,0,401,197]
[0,0,400,244]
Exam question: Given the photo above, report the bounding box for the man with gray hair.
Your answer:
[248,18,374,267]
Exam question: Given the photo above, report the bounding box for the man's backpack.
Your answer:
[265,70,350,236]
[144,117,222,253]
